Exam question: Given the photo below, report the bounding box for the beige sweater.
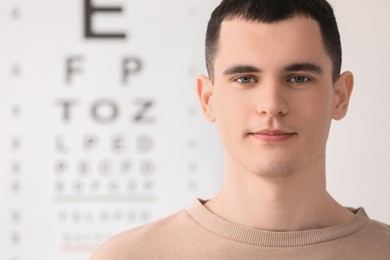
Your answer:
[90,199,390,259]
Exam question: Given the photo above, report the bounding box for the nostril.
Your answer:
[256,104,288,117]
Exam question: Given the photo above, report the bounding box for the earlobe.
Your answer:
[332,71,354,120]
[196,74,215,122]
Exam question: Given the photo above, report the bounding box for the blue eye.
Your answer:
[236,76,256,84]
[290,76,310,83]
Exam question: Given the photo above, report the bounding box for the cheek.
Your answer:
[295,92,334,136]
[296,86,334,115]
[212,91,252,137]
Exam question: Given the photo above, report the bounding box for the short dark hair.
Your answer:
[205,0,342,82]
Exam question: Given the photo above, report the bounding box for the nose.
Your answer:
[255,80,289,117]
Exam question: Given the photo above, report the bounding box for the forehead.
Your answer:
[216,17,332,73]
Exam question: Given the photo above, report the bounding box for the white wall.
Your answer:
[326,0,390,222]
[0,0,389,259]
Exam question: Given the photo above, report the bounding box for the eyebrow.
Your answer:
[223,64,261,75]
[223,62,323,76]
[284,63,323,74]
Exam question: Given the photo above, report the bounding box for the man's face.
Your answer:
[198,17,352,177]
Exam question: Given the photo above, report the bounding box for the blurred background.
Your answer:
[0,0,389,259]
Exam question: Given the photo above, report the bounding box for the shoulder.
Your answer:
[352,217,390,255]
[363,218,390,239]
[89,209,195,260]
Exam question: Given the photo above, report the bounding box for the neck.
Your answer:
[205,153,353,231]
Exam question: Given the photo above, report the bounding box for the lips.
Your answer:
[250,129,296,142]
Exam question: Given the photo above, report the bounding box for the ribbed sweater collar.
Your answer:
[186,199,369,247]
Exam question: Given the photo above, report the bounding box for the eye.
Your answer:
[289,75,310,83]
[235,76,256,84]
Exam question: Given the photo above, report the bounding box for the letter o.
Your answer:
[91,99,119,124]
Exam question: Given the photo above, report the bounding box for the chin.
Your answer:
[251,161,298,178]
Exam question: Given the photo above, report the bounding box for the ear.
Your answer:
[196,74,215,122]
[332,71,354,120]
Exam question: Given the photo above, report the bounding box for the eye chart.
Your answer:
[0,1,222,259]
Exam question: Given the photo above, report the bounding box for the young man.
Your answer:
[90,0,390,259]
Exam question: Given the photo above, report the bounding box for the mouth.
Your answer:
[249,129,297,142]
